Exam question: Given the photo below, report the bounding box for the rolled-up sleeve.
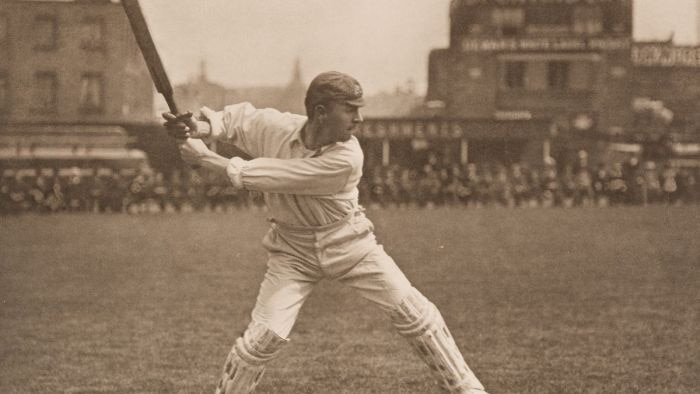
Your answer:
[233,145,361,195]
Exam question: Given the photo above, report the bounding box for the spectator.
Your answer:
[186,171,207,212]
[476,166,494,207]
[607,162,628,206]
[369,170,386,208]
[29,174,50,213]
[660,162,679,205]
[623,157,642,205]
[573,151,594,207]
[152,171,169,212]
[541,162,561,208]
[9,172,30,213]
[492,165,513,207]
[561,165,577,207]
[88,169,107,213]
[418,165,442,208]
[592,162,609,207]
[384,166,402,208]
[104,172,127,213]
[126,170,148,213]
[511,164,530,208]
[45,173,65,213]
[397,168,416,208]
[676,168,698,205]
[0,172,12,214]
[443,165,462,206]
[65,168,89,212]
[168,170,186,213]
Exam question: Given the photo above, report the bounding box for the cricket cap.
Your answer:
[306,71,365,108]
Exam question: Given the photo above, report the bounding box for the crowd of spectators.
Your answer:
[0,166,262,215]
[1,153,698,215]
[360,155,699,209]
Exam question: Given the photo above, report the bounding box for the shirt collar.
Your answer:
[290,121,309,149]
[290,119,342,156]
[290,121,321,156]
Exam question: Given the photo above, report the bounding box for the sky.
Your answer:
[139,0,699,95]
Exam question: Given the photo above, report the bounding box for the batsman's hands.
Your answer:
[162,111,211,139]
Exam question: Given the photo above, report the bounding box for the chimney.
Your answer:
[199,59,208,83]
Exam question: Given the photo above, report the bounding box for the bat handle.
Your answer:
[165,96,179,116]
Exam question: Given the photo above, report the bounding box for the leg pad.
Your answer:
[392,288,486,393]
[214,321,288,394]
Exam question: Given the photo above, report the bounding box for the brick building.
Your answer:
[0,0,154,169]
[428,0,633,137]
[631,40,700,139]
[426,0,636,167]
[423,0,700,168]
[0,0,152,123]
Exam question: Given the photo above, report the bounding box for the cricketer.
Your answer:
[162,71,488,394]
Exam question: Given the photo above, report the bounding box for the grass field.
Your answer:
[0,207,698,394]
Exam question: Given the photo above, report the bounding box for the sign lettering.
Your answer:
[632,46,700,68]
[461,37,630,52]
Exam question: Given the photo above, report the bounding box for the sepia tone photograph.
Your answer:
[0,0,698,393]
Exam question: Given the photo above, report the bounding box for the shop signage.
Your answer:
[358,120,464,139]
[632,45,700,67]
[461,37,630,52]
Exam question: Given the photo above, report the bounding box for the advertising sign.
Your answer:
[632,45,700,68]
[461,37,630,52]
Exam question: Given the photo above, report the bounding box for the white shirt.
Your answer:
[201,102,364,227]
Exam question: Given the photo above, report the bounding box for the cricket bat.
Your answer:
[122,0,252,163]
[121,0,179,115]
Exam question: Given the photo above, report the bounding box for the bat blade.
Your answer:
[121,0,178,114]
[121,0,252,162]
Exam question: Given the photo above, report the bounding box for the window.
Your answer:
[34,15,57,51]
[548,61,569,90]
[32,72,58,113]
[502,61,525,90]
[502,60,584,91]
[573,6,603,35]
[0,72,8,113]
[569,62,594,91]
[492,8,524,36]
[79,73,104,113]
[80,17,105,52]
[525,61,548,91]
[528,5,571,25]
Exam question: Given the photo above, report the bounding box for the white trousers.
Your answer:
[252,210,413,338]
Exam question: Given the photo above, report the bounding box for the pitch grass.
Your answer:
[1,207,698,394]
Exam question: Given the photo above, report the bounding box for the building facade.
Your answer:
[0,0,153,124]
[0,0,155,170]
[355,117,552,170]
[631,40,700,139]
[428,0,633,137]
